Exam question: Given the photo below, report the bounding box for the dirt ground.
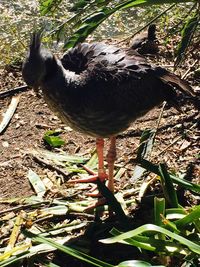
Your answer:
[0,44,199,214]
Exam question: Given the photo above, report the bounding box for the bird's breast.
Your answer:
[42,87,133,138]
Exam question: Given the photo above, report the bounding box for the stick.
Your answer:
[32,155,72,181]
[0,95,20,134]
[0,85,29,100]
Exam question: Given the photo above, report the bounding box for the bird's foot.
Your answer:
[84,197,107,212]
[68,165,108,184]
[86,186,101,197]
[68,174,99,183]
[84,198,114,218]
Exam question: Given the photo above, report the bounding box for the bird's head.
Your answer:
[22,32,55,93]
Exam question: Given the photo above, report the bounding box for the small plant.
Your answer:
[43,130,65,148]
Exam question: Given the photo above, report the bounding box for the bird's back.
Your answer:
[56,42,192,137]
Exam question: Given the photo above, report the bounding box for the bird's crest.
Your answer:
[30,31,43,53]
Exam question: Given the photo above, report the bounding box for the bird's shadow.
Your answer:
[52,181,156,267]
[52,215,152,267]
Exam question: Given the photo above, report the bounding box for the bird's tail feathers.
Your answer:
[158,69,200,110]
[158,70,195,97]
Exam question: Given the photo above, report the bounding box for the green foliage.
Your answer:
[154,197,165,227]
[158,164,179,208]
[101,222,200,254]
[175,9,200,66]
[96,179,129,225]
[70,0,104,12]
[138,158,200,194]
[39,0,64,15]
[25,230,114,267]
[64,8,114,49]
[0,150,199,266]
[0,1,198,66]
[43,130,65,147]
[61,0,198,49]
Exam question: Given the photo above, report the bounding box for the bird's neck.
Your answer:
[41,56,85,95]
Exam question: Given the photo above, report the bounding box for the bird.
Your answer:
[130,24,159,55]
[22,32,194,207]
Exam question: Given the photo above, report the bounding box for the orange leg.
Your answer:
[69,137,117,211]
[68,138,107,184]
[84,137,117,211]
[96,138,108,181]
[106,136,116,193]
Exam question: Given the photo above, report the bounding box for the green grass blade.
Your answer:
[110,228,186,254]
[158,164,179,208]
[84,150,98,170]
[117,259,165,267]
[175,9,200,66]
[136,129,155,161]
[100,224,200,254]
[40,259,61,267]
[132,129,155,181]
[138,159,200,194]
[0,253,30,267]
[64,8,114,49]
[154,197,165,226]
[96,180,129,225]
[23,230,114,267]
[175,205,200,231]
[27,169,46,198]
[32,148,89,164]
[166,208,187,220]
[119,0,193,10]
[64,0,193,49]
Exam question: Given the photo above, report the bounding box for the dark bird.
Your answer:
[130,24,159,55]
[22,33,194,205]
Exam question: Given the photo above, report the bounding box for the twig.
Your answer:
[142,101,167,158]
[32,155,72,181]
[156,123,197,157]
[69,212,95,220]
[0,85,29,100]
[151,101,167,152]
[138,174,157,199]
[0,95,20,134]
[0,201,51,216]
[181,59,198,79]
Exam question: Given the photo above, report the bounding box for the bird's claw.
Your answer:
[68,174,99,183]
[68,165,108,184]
[84,197,107,212]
